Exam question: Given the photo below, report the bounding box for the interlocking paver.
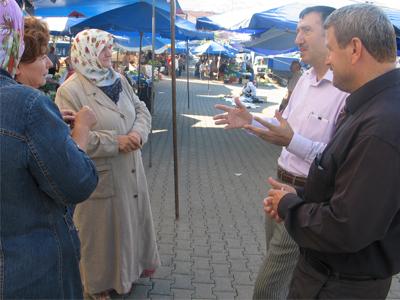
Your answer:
[128,284,151,299]
[152,266,174,280]
[211,263,231,278]
[193,283,216,299]
[193,257,212,270]
[150,279,174,296]
[174,261,193,275]
[213,292,237,300]
[213,277,234,293]
[171,274,194,290]
[193,270,215,284]
[232,271,253,286]
[235,284,255,300]
[172,289,195,299]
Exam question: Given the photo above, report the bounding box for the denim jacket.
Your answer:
[0,69,98,299]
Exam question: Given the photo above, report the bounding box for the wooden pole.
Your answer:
[170,0,179,220]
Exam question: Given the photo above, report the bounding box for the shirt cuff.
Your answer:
[287,132,313,161]
[278,193,304,219]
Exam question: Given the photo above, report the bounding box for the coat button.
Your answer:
[120,114,125,119]
[131,169,135,173]
[133,194,138,198]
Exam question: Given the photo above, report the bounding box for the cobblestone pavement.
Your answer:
[120,77,400,299]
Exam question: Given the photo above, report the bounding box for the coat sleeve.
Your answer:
[27,92,98,205]
[55,82,120,159]
[122,76,152,145]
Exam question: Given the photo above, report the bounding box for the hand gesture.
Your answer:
[263,177,296,223]
[244,110,294,146]
[74,106,97,130]
[213,97,253,129]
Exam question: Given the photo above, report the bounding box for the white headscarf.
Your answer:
[71,29,120,87]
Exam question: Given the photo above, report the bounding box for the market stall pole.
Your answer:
[186,39,190,109]
[148,0,156,168]
[170,0,179,220]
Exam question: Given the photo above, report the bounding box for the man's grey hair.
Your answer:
[324,4,397,63]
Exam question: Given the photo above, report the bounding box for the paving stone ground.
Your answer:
[118,76,400,299]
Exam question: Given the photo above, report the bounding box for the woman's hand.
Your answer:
[74,106,97,130]
[60,109,76,127]
[117,133,142,153]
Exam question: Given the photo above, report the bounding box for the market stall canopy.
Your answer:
[112,31,170,54]
[245,0,400,55]
[33,0,183,17]
[69,1,213,41]
[191,41,235,58]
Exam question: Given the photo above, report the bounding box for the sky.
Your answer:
[178,0,400,13]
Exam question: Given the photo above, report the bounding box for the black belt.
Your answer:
[300,251,378,281]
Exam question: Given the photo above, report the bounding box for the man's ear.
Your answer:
[350,37,363,64]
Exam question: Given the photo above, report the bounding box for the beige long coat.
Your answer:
[55,73,160,294]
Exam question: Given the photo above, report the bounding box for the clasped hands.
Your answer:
[118,131,142,153]
[264,177,296,223]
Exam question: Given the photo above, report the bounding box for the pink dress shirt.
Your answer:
[255,68,348,177]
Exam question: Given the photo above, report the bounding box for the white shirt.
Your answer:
[255,68,348,177]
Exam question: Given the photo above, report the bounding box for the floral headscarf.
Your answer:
[71,29,120,87]
[0,0,24,77]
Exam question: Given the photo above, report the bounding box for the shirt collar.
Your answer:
[306,67,333,86]
[0,68,12,79]
[346,68,400,114]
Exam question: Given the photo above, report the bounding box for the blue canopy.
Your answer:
[245,0,400,55]
[68,2,212,41]
[33,0,183,17]
[191,41,235,58]
[112,31,170,53]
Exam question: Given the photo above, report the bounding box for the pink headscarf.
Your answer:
[0,0,25,77]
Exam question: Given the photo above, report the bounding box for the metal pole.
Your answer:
[137,32,143,88]
[148,0,156,168]
[170,0,179,220]
[186,39,190,109]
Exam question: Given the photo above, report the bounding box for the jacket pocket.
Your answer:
[90,164,115,199]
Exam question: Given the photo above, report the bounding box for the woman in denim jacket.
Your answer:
[0,1,98,298]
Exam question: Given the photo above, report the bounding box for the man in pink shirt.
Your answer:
[213,6,348,299]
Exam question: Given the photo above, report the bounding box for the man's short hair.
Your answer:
[324,4,397,63]
[299,6,336,23]
[20,17,50,64]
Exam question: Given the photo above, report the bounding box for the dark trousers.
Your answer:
[288,254,392,299]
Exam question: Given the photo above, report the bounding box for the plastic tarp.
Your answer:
[191,41,235,58]
[69,2,213,41]
[42,16,86,35]
[195,1,295,33]
[243,28,297,55]
[33,0,183,17]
